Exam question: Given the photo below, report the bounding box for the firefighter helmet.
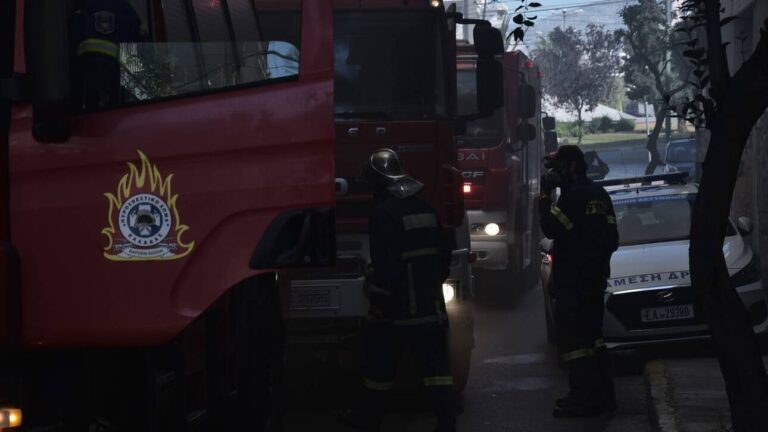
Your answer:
[360,149,423,198]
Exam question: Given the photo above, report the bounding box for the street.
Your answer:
[283,278,650,432]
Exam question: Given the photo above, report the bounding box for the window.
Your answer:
[333,10,447,120]
[69,0,301,111]
[456,68,504,148]
[613,193,735,246]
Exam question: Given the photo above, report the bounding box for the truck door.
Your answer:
[9,0,335,346]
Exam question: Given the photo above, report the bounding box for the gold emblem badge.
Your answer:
[102,151,194,261]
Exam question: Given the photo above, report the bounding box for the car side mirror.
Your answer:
[27,0,71,143]
[539,238,553,255]
[737,217,753,236]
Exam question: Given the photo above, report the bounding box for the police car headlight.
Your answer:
[731,255,762,287]
[442,282,456,303]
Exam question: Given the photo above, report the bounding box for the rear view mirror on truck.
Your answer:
[542,116,556,131]
[473,24,504,57]
[476,59,503,115]
[544,131,558,153]
[474,23,504,115]
[27,0,71,143]
[518,83,536,119]
[516,122,536,142]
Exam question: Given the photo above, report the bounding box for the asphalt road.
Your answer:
[282,281,650,432]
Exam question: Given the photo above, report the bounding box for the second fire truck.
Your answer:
[457,46,551,300]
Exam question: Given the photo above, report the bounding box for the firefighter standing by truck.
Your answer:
[68,0,147,110]
[538,145,619,418]
[339,149,457,432]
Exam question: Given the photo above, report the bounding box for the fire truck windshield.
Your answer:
[334,11,447,120]
[457,69,503,148]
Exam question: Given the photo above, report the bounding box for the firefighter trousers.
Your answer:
[361,321,456,430]
[555,286,614,409]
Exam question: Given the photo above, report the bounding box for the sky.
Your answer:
[498,0,636,51]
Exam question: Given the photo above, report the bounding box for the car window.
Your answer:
[68,0,301,111]
[665,141,696,163]
[613,194,735,246]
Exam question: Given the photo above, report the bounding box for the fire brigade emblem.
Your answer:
[93,11,116,35]
[102,151,195,261]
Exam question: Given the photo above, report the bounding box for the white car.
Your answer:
[541,173,767,348]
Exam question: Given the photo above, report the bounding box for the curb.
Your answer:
[644,360,680,432]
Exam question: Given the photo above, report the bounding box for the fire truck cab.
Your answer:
[1,0,336,430]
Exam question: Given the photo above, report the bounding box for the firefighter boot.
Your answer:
[553,356,604,418]
[430,387,457,432]
[597,348,616,411]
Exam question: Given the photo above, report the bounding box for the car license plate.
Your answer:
[641,304,695,322]
[290,287,333,310]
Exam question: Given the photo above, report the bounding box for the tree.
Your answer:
[533,25,622,143]
[677,1,768,430]
[618,0,691,174]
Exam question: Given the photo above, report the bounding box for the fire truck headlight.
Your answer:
[484,223,501,236]
[430,0,442,7]
[442,282,456,303]
[0,408,22,428]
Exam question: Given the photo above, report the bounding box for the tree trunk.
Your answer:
[577,109,583,145]
[644,103,666,175]
[690,29,768,431]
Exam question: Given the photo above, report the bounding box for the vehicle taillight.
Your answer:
[546,254,553,263]
[463,183,472,194]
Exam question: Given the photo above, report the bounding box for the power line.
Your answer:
[495,0,633,13]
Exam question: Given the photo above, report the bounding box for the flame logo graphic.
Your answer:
[101,151,195,261]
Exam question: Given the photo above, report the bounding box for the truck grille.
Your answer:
[606,286,706,330]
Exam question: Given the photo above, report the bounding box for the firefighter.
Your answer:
[539,145,619,418]
[339,149,457,432]
[69,0,147,110]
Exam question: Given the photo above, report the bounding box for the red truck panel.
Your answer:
[8,1,335,348]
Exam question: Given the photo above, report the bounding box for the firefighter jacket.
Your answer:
[367,195,452,324]
[70,0,147,61]
[540,179,619,297]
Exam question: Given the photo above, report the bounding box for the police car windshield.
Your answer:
[614,193,736,246]
[456,69,503,148]
[334,11,448,120]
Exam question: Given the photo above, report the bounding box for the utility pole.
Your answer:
[482,0,488,20]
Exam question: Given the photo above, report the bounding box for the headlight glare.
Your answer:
[485,223,501,236]
[442,282,456,303]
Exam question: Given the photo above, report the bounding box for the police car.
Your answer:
[540,172,768,348]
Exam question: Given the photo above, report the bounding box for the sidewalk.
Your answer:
[644,356,768,432]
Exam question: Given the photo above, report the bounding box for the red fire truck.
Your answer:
[285,2,503,392]
[1,0,336,430]
[457,47,551,299]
